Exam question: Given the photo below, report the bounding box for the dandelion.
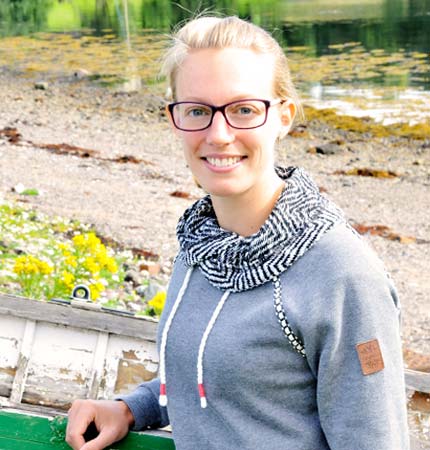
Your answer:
[148,291,167,316]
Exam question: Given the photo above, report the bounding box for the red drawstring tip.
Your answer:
[198,383,207,409]
[159,383,167,406]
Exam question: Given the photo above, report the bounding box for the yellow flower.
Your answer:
[105,257,118,274]
[83,256,100,275]
[72,234,85,248]
[58,243,70,253]
[64,254,78,268]
[62,271,75,290]
[95,249,109,266]
[13,255,53,276]
[89,280,105,300]
[38,260,53,275]
[71,232,118,274]
[148,291,166,316]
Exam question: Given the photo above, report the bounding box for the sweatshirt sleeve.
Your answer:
[116,378,170,431]
[302,267,410,450]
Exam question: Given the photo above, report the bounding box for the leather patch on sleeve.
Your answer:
[356,339,385,375]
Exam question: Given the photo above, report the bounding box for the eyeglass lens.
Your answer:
[172,100,268,131]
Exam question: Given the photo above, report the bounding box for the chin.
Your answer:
[201,182,248,199]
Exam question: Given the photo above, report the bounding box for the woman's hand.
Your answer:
[66,399,135,450]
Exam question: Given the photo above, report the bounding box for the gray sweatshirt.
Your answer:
[120,168,409,449]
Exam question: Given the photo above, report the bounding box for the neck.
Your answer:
[211,169,285,237]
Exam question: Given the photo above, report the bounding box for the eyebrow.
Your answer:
[177,95,268,104]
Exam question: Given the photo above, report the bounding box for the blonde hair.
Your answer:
[161,16,304,123]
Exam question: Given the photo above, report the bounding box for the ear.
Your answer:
[278,100,296,139]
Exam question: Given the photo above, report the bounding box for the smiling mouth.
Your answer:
[204,156,245,167]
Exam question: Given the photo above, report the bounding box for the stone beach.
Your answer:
[0,70,429,355]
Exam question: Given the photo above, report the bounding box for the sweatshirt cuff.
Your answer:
[116,382,166,431]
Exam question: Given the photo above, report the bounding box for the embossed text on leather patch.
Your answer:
[356,339,385,375]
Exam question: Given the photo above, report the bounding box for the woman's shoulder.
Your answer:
[305,222,385,276]
[281,222,399,347]
[283,222,392,292]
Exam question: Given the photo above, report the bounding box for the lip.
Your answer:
[201,155,246,172]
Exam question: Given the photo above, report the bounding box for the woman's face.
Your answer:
[172,47,294,200]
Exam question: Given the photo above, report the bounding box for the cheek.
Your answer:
[246,127,278,152]
[180,134,201,164]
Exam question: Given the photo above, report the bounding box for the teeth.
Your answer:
[206,157,241,167]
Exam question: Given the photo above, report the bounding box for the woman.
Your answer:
[66,16,409,450]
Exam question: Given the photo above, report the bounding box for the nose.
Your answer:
[205,111,235,146]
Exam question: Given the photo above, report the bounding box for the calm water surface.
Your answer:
[0,0,429,123]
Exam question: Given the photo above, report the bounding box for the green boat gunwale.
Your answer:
[0,409,175,450]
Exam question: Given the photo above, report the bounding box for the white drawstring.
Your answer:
[197,290,230,408]
[159,266,193,406]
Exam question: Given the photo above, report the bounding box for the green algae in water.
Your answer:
[304,105,430,140]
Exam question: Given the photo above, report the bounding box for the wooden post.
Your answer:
[9,320,36,404]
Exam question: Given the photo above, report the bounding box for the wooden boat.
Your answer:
[0,292,429,449]
[0,292,160,411]
[0,408,174,449]
[0,292,174,448]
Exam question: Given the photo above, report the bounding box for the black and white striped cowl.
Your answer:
[176,166,345,293]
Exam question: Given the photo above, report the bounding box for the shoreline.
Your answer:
[0,71,429,358]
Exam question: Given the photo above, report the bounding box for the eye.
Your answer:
[228,101,262,116]
[237,106,253,115]
[185,105,211,117]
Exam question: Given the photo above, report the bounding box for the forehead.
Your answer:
[175,47,276,102]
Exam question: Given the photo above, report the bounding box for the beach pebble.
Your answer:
[124,269,142,286]
[74,68,91,79]
[12,183,25,194]
[34,81,49,90]
[315,143,344,155]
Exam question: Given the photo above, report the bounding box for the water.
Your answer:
[0,0,429,122]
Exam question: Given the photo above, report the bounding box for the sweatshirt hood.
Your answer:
[176,166,345,292]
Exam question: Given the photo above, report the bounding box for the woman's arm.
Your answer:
[305,270,409,449]
[116,377,170,431]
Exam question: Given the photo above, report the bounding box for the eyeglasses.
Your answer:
[167,98,283,132]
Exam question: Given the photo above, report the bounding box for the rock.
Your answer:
[139,262,161,276]
[124,269,142,286]
[127,301,144,312]
[315,143,344,155]
[135,281,164,300]
[74,68,91,79]
[34,81,49,90]
[12,183,25,194]
[135,285,148,298]
[289,125,313,139]
[144,280,163,301]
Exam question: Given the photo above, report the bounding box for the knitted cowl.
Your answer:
[176,166,345,292]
